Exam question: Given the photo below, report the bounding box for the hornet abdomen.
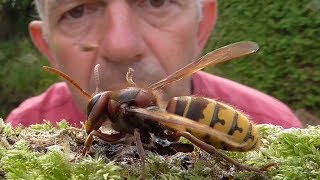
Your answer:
[166,96,260,151]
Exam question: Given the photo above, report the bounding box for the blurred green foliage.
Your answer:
[0,0,35,40]
[0,0,58,118]
[204,0,320,117]
[0,39,59,118]
[0,0,319,119]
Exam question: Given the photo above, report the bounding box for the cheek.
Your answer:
[144,20,199,75]
[48,34,97,92]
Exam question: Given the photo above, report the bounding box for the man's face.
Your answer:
[39,0,207,111]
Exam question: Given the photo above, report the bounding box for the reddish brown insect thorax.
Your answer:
[107,87,159,132]
[113,87,158,108]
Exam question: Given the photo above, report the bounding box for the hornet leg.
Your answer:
[177,131,273,172]
[134,128,146,180]
[82,130,124,156]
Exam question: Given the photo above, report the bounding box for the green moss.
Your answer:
[72,158,122,180]
[0,149,121,180]
[0,119,319,179]
[227,125,320,179]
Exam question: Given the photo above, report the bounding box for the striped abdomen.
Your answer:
[166,96,260,151]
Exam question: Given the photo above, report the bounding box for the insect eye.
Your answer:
[87,94,101,116]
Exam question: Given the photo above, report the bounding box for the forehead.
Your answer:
[44,0,200,22]
[45,0,199,11]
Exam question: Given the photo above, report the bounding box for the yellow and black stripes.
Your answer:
[228,112,243,135]
[210,103,226,127]
[166,96,259,151]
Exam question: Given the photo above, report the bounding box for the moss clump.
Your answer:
[0,118,319,179]
[0,149,122,180]
[226,125,320,179]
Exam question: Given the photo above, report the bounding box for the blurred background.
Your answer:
[0,0,319,126]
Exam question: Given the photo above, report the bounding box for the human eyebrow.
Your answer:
[51,0,73,7]
[49,0,65,9]
[48,0,78,21]
[49,0,73,12]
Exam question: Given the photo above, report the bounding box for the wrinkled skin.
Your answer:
[29,0,217,114]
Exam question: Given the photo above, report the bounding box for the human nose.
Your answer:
[98,2,145,64]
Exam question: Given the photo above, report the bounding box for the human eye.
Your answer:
[63,4,85,19]
[134,0,184,26]
[137,0,179,14]
[54,1,106,36]
[146,0,167,8]
[60,2,105,23]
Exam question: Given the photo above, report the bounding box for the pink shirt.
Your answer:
[6,71,303,128]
